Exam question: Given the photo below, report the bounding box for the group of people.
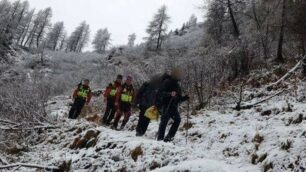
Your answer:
[68,68,189,142]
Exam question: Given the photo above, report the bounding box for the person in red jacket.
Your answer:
[112,76,135,130]
[102,75,123,125]
[68,79,92,119]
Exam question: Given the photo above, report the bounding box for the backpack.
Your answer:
[136,73,170,109]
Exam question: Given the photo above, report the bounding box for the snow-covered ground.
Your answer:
[2,61,306,172]
[2,76,306,172]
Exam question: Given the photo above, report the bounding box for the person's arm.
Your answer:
[86,90,93,104]
[103,83,112,98]
[72,88,78,100]
[179,95,189,102]
[135,83,147,105]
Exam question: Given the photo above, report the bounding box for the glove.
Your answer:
[182,95,190,101]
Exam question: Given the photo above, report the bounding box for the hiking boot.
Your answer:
[136,132,143,137]
[164,137,174,142]
[119,126,125,130]
[111,125,117,130]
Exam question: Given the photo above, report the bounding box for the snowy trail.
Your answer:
[43,96,261,171]
[95,125,256,172]
[15,88,306,172]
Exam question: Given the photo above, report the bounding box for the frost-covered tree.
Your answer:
[18,9,35,46]
[0,0,32,47]
[146,5,170,51]
[24,7,52,48]
[67,21,90,52]
[14,1,32,45]
[58,31,67,51]
[46,21,65,50]
[187,14,197,28]
[92,28,111,54]
[128,33,136,47]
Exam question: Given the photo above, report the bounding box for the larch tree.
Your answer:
[18,9,35,46]
[92,28,111,54]
[187,14,198,28]
[46,21,65,51]
[146,5,170,51]
[67,21,90,52]
[127,33,136,47]
[35,7,52,48]
[25,7,52,48]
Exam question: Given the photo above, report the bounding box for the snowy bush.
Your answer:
[0,73,53,150]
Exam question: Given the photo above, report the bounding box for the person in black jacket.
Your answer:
[135,75,167,136]
[157,68,189,142]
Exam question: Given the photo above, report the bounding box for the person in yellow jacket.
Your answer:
[68,79,92,119]
[112,76,135,130]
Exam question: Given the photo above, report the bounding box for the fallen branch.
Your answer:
[0,156,8,165]
[264,57,305,91]
[234,89,288,110]
[0,119,17,126]
[234,57,304,111]
[0,163,59,170]
[0,125,59,131]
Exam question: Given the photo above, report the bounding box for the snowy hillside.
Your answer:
[1,65,306,172]
[2,0,306,171]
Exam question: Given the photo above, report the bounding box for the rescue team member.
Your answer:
[102,75,123,125]
[68,79,92,119]
[112,76,135,130]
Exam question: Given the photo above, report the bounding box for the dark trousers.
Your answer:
[68,97,86,119]
[157,107,181,140]
[102,97,116,124]
[113,102,131,129]
[136,106,151,135]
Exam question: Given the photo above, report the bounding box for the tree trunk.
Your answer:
[227,0,240,38]
[275,0,286,63]
[302,37,306,75]
[301,36,305,56]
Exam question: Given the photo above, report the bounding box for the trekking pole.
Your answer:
[186,98,190,144]
[185,63,191,145]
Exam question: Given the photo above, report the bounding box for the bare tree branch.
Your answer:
[0,163,59,171]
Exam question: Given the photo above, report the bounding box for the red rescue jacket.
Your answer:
[104,81,121,98]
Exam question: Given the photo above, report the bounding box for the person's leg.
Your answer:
[120,105,131,129]
[112,109,122,129]
[68,101,77,119]
[136,107,146,135]
[106,102,116,125]
[142,116,151,135]
[165,109,181,141]
[157,108,171,141]
[102,99,112,123]
[74,100,85,119]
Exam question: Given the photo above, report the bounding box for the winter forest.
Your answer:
[1,0,306,171]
